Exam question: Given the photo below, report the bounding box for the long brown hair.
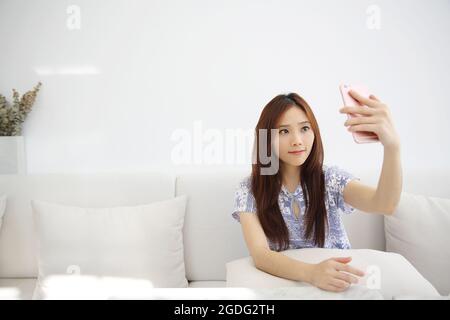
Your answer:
[251,93,328,251]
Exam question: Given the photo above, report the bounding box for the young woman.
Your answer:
[231,90,402,292]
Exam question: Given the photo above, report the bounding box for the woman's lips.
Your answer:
[288,150,305,155]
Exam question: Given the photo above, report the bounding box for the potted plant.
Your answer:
[0,82,42,174]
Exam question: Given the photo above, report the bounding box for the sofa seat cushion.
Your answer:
[0,278,37,300]
[188,281,226,288]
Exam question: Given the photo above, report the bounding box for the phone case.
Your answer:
[339,84,379,144]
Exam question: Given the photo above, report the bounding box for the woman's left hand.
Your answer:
[339,90,401,150]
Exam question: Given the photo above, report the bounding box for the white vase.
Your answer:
[0,136,26,174]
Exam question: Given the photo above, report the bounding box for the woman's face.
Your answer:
[273,105,315,167]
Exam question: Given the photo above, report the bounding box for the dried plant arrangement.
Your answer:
[0,82,42,136]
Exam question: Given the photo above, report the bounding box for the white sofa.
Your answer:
[0,168,449,299]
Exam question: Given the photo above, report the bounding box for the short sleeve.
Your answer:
[231,177,257,223]
[325,165,360,215]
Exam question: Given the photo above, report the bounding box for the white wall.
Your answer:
[1,0,449,177]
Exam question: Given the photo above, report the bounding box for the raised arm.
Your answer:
[340,90,402,215]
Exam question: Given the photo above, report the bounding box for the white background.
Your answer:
[1,0,449,175]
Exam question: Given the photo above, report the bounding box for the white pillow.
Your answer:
[31,195,188,299]
[226,248,439,300]
[0,194,6,229]
[385,192,450,295]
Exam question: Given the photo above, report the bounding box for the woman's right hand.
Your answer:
[307,256,365,292]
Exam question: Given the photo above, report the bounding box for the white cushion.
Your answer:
[226,248,439,300]
[0,194,6,229]
[385,192,450,295]
[31,195,189,299]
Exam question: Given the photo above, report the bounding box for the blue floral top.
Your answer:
[231,164,360,250]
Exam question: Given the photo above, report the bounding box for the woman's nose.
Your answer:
[291,131,303,146]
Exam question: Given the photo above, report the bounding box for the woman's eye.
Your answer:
[302,126,310,132]
[279,129,288,134]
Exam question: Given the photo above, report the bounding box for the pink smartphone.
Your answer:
[339,84,379,144]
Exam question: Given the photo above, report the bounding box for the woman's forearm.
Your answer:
[374,145,403,214]
[254,249,313,283]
